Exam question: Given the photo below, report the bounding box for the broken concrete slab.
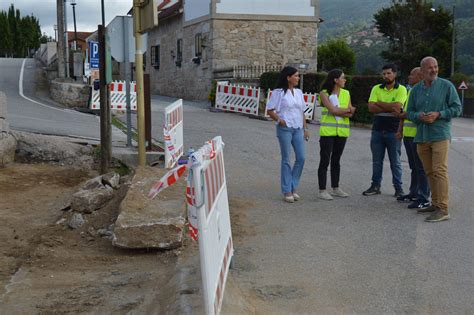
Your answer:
[113,166,187,250]
[71,174,119,213]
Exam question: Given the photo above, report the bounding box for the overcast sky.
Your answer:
[0,0,132,38]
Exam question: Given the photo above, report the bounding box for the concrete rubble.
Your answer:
[70,172,120,213]
[0,92,17,166]
[113,166,187,250]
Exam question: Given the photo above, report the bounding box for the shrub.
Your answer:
[346,75,381,124]
[259,71,280,96]
[301,72,327,94]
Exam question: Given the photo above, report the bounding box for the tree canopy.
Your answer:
[0,4,42,57]
[317,38,356,75]
[374,0,454,78]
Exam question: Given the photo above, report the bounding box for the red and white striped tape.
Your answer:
[214,237,233,314]
[203,150,225,217]
[148,164,187,199]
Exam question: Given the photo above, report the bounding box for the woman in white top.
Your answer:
[267,66,310,203]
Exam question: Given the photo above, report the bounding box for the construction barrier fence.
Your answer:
[215,83,260,117]
[90,80,137,111]
[164,99,184,169]
[186,136,234,315]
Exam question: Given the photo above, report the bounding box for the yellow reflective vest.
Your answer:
[319,89,351,137]
[403,90,417,137]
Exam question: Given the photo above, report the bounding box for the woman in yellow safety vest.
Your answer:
[317,69,355,200]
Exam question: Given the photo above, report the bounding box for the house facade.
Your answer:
[146,0,320,100]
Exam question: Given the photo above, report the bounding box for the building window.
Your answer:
[151,45,160,69]
[194,33,202,57]
[176,39,183,67]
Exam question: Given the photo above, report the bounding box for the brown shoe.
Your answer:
[425,209,450,222]
[417,204,437,214]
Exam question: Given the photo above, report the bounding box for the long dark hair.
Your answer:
[320,69,343,95]
[275,66,298,94]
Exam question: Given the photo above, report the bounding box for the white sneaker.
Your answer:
[283,194,295,203]
[319,190,333,200]
[330,187,349,198]
[292,193,300,201]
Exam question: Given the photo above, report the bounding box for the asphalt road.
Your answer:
[134,96,473,314]
[0,58,124,143]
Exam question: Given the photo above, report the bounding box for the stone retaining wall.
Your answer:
[50,79,90,108]
[0,92,17,166]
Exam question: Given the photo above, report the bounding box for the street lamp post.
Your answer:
[71,0,78,50]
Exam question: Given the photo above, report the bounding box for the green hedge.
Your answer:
[259,71,280,96]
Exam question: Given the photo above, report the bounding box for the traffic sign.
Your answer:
[458,81,468,90]
[89,41,99,69]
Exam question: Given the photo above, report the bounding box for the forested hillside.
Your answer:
[319,0,473,74]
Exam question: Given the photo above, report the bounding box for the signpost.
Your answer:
[458,81,468,113]
[89,41,99,69]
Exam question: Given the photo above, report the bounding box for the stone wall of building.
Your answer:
[147,16,213,101]
[147,16,318,101]
[211,19,318,71]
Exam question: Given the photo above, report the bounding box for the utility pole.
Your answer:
[71,0,78,50]
[134,3,146,166]
[133,0,157,166]
[450,3,456,77]
[64,0,70,78]
[56,0,65,78]
[99,0,111,174]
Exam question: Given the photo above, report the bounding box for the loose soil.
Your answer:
[0,162,182,313]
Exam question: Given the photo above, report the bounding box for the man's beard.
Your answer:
[384,78,395,85]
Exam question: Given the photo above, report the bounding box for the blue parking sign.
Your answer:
[89,41,99,69]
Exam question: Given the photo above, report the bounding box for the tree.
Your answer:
[318,38,356,74]
[374,0,453,78]
[0,4,42,57]
[0,11,12,57]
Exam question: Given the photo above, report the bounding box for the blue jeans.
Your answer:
[370,130,402,189]
[403,137,430,201]
[276,125,305,194]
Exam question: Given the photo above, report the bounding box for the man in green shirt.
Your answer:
[407,56,462,222]
[363,64,407,197]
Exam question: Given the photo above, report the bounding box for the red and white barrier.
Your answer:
[186,136,233,315]
[264,89,319,121]
[216,83,260,116]
[148,164,187,199]
[90,80,137,111]
[164,99,184,169]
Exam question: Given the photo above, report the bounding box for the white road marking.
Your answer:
[452,137,474,142]
[18,59,90,117]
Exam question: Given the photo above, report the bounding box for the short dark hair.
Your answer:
[382,63,398,72]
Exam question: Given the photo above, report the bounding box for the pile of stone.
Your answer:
[66,172,121,229]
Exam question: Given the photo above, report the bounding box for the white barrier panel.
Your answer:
[90,81,137,111]
[164,99,184,169]
[264,89,319,121]
[187,136,234,315]
[216,83,260,116]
